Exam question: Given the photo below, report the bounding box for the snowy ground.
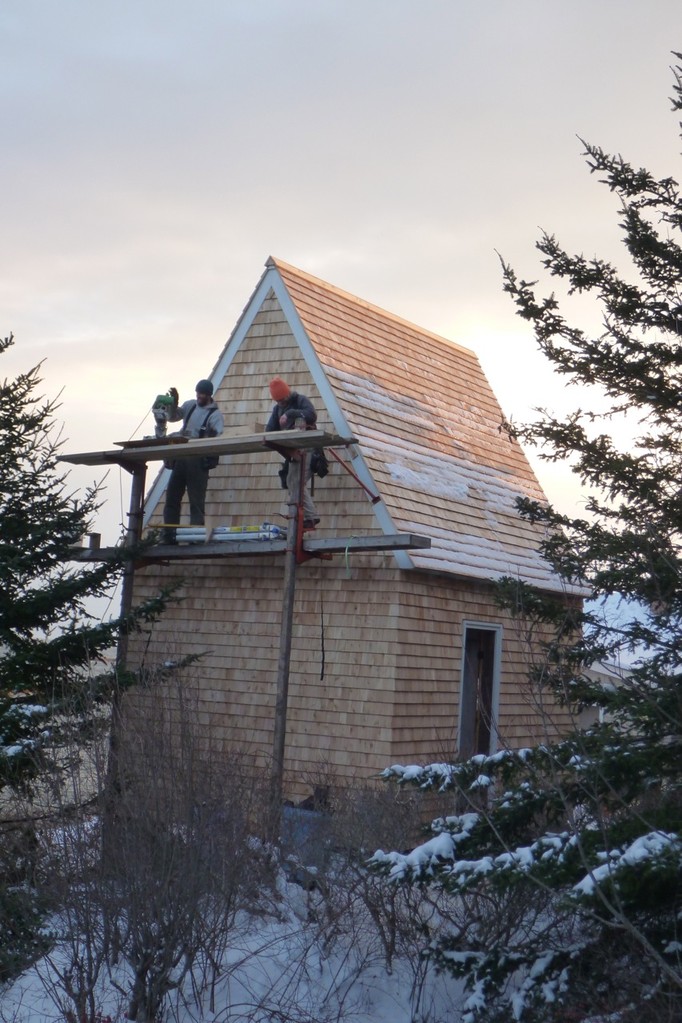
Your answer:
[1,867,466,1023]
[2,887,466,1023]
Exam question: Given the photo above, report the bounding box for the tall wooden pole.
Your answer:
[103,461,146,864]
[116,462,147,671]
[270,454,305,833]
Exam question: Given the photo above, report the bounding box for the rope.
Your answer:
[344,537,357,578]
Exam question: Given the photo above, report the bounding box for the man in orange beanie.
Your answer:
[268,376,291,402]
[265,377,320,528]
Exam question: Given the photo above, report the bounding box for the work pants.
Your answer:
[164,459,210,528]
[287,455,318,522]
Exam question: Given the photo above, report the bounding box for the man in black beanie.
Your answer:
[160,379,224,543]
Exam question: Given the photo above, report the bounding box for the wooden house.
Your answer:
[121,257,577,799]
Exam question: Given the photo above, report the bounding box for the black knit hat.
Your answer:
[195,379,214,396]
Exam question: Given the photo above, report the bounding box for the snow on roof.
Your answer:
[272,258,576,596]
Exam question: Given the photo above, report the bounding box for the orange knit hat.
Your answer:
[269,377,291,401]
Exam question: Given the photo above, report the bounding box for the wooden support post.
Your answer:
[270,453,306,835]
[104,461,147,865]
[116,462,147,671]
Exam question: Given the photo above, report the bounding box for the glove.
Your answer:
[168,387,179,405]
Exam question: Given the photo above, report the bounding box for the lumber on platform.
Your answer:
[67,533,431,562]
[58,430,356,467]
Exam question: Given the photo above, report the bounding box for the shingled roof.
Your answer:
[266,258,564,592]
[145,257,570,594]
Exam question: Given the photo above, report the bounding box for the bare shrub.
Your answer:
[34,809,116,1023]
[281,772,466,1020]
[19,667,276,1023]
[101,672,275,1022]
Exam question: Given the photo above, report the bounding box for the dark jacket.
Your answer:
[265,392,317,432]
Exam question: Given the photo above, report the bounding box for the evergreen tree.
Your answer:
[372,58,682,1022]
[0,334,167,792]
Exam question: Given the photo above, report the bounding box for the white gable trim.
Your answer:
[142,467,171,527]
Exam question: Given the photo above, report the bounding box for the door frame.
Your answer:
[457,621,503,757]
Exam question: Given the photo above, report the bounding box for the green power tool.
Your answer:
[152,391,176,437]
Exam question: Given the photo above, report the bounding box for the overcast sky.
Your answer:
[2,1,680,546]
